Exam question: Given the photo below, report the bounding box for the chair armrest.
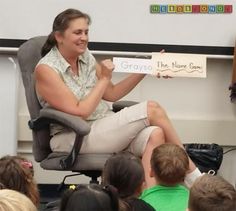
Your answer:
[29,107,90,136]
[112,100,138,112]
[29,108,91,169]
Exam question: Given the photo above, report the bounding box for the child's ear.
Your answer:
[149,168,155,178]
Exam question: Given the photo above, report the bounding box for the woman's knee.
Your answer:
[147,100,167,121]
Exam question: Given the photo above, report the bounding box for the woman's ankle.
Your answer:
[184,168,203,188]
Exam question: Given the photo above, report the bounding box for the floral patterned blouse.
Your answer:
[36,47,110,134]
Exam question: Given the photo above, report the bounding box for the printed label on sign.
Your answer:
[151,53,207,78]
[113,57,154,74]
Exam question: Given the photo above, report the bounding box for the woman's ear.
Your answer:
[54,31,63,45]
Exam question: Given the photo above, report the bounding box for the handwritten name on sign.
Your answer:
[113,53,206,78]
[151,53,206,78]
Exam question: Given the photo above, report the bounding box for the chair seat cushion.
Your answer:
[40,152,112,171]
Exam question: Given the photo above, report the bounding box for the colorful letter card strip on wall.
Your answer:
[150,5,233,14]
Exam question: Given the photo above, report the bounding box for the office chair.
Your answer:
[17,36,136,183]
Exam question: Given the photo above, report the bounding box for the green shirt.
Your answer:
[140,185,189,211]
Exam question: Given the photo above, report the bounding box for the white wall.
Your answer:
[0,52,235,186]
[1,0,236,47]
[0,55,19,157]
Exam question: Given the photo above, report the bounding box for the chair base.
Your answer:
[57,170,102,192]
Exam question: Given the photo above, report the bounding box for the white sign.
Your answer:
[151,53,207,78]
[113,53,207,78]
[113,57,153,74]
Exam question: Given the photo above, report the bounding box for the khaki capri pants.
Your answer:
[50,101,158,157]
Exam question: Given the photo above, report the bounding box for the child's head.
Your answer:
[189,174,236,211]
[0,155,39,206]
[0,189,37,211]
[60,184,119,211]
[102,151,145,198]
[151,143,189,185]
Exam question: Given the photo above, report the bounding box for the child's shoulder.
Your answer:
[141,184,188,198]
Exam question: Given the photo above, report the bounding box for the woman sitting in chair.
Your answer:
[35,8,201,188]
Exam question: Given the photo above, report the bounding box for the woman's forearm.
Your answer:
[77,78,110,118]
[104,73,146,102]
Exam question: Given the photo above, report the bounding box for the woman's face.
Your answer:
[59,17,89,55]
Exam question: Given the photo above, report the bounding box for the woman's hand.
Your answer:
[99,59,114,80]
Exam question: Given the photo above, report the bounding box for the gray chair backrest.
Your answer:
[17,36,51,162]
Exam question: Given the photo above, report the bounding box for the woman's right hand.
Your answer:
[99,59,114,80]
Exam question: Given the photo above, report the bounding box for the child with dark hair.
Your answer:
[0,155,39,207]
[102,151,155,211]
[59,184,119,211]
[188,174,236,211]
[140,143,189,211]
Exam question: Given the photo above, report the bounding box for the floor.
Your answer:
[38,184,68,211]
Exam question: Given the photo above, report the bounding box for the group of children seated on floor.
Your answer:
[0,144,235,211]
